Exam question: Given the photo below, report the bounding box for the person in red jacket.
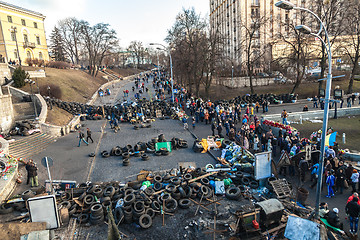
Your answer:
[348,193,360,205]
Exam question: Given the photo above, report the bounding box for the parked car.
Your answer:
[274,75,288,84]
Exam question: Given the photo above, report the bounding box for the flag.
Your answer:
[325,132,337,146]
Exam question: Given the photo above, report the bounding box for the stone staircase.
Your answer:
[8,132,56,159]
[102,69,121,81]
[12,102,35,121]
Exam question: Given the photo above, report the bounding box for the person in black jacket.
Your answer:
[327,208,343,229]
[346,197,360,234]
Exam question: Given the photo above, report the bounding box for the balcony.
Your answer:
[23,42,35,48]
[251,0,260,7]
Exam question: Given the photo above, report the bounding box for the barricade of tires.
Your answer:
[9,120,38,136]
[45,97,179,123]
[53,167,263,228]
[99,134,188,166]
[216,93,297,106]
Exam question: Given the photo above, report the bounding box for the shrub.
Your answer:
[46,61,71,69]
[39,84,62,99]
[12,67,29,88]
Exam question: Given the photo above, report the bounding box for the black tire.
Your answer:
[0,203,14,214]
[123,159,130,166]
[104,186,115,198]
[122,153,130,159]
[146,148,155,154]
[124,188,134,196]
[90,214,104,225]
[138,214,152,229]
[178,186,186,198]
[225,187,241,200]
[61,192,72,201]
[200,178,210,186]
[101,151,110,158]
[133,201,145,213]
[58,201,71,209]
[124,194,136,206]
[153,182,163,191]
[114,148,122,156]
[93,187,103,198]
[165,184,176,193]
[141,154,149,160]
[78,191,87,202]
[89,152,95,157]
[145,208,155,218]
[77,213,89,224]
[100,196,111,204]
[153,175,162,183]
[90,204,104,216]
[171,177,181,186]
[241,176,251,185]
[144,187,155,196]
[21,189,35,201]
[159,193,172,203]
[84,195,95,205]
[154,151,162,156]
[164,199,178,213]
[197,185,210,198]
[161,150,170,156]
[151,201,161,211]
[183,173,193,181]
[178,199,191,209]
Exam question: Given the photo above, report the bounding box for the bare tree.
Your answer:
[58,18,82,65]
[238,16,269,94]
[167,8,208,97]
[339,0,360,93]
[81,21,118,76]
[127,41,146,68]
[314,0,346,89]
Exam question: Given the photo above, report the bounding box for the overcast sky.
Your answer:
[8,0,209,48]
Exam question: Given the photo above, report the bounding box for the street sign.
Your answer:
[255,151,272,180]
[277,151,291,167]
[41,157,53,167]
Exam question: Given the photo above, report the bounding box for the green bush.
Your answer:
[12,67,29,88]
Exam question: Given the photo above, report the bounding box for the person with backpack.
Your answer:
[78,130,88,147]
[346,197,360,235]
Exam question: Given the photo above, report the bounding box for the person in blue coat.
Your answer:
[326,170,336,198]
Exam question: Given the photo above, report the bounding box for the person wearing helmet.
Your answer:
[327,208,343,229]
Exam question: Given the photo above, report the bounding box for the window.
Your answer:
[13,50,18,59]
[11,32,16,41]
[23,34,28,43]
[39,52,43,60]
[36,36,40,45]
[26,51,31,60]
[33,22,38,28]
[21,19,26,26]
[7,16,12,23]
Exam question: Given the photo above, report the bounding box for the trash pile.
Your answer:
[97,134,188,166]
[8,120,40,136]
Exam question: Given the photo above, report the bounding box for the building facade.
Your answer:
[209,0,314,69]
[0,1,49,65]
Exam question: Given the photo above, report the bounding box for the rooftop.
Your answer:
[0,1,44,19]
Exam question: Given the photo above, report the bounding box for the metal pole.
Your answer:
[232,66,234,87]
[12,27,21,66]
[45,157,53,194]
[169,51,174,103]
[157,52,160,82]
[30,82,38,118]
[314,32,332,220]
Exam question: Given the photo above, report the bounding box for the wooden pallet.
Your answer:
[270,179,292,199]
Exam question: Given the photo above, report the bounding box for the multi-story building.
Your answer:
[209,0,314,70]
[0,1,49,65]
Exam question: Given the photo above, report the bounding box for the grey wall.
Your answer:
[0,86,14,133]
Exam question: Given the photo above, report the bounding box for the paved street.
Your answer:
[15,73,360,236]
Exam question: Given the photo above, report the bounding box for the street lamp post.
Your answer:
[275,0,333,219]
[156,51,161,82]
[11,27,21,66]
[150,43,174,103]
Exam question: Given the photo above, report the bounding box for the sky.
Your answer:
[8,0,209,48]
